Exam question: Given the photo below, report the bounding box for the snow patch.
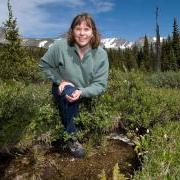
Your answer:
[39,40,48,47]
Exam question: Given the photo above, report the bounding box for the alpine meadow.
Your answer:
[0,0,180,179]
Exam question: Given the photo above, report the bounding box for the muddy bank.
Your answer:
[0,139,139,180]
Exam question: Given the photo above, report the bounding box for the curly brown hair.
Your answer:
[68,13,101,49]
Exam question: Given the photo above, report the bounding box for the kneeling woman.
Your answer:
[39,13,109,158]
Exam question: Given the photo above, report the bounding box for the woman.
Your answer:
[39,13,109,158]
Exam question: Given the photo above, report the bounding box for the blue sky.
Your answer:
[0,0,180,41]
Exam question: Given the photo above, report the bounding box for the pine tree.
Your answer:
[172,17,180,68]
[107,48,125,70]
[4,0,21,47]
[137,48,143,68]
[124,48,138,71]
[132,43,139,67]
[161,39,169,71]
[142,34,150,70]
[161,34,178,71]
[168,46,177,70]
[0,0,37,81]
[117,48,125,70]
[150,43,155,71]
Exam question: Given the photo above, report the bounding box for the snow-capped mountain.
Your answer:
[101,38,133,49]
[21,37,134,49]
[0,27,166,49]
[21,38,54,48]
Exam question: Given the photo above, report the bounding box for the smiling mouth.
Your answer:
[79,38,86,41]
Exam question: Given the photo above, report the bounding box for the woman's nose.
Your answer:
[80,30,85,35]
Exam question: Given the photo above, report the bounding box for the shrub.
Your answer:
[134,122,180,179]
[0,81,62,148]
[1,70,180,148]
[145,71,180,88]
[75,96,119,143]
[0,81,116,147]
[106,70,180,131]
[0,51,43,83]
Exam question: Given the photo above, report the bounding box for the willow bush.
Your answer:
[145,70,180,88]
[107,70,180,130]
[0,70,180,149]
[0,81,62,148]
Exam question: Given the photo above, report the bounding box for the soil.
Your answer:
[0,139,139,180]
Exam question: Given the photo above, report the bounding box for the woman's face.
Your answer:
[72,21,93,48]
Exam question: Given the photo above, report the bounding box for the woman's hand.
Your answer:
[65,90,82,103]
[58,80,75,94]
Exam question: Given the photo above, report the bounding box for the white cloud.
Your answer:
[0,0,73,37]
[90,0,115,13]
[0,0,115,37]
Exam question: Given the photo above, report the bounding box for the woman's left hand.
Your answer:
[65,90,82,103]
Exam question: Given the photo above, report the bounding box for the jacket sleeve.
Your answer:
[39,42,63,85]
[79,52,109,97]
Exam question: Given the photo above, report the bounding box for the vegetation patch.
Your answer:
[134,122,180,179]
[145,71,180,88]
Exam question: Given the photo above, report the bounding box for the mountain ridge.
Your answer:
[0,27,165,49]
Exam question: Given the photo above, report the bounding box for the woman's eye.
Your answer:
[75,28,81,31]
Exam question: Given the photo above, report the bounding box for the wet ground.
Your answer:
[0,139,139,180]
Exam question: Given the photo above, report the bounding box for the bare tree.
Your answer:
[155,7,161,71]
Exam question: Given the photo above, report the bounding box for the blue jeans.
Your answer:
[52,84,79,133]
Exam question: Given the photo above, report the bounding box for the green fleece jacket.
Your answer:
[39,38,109,98]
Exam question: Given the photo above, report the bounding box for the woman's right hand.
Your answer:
[58,80,75,95]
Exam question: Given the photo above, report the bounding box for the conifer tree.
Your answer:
[161,34,178,71]
[0,0,24,79]
[172,17,180,68]
[4,0,21,47]
[142,35,150,70]
[150,43,155,71]
[124,48,138,71]
[168,46,177,70]
[137,48,143,68]
[117,48,125,70]
[132,43,139,65]
[166,35,173,69]
[161,39,169,71]
[0,0,37,81]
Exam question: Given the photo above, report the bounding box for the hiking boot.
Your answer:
[67,141,86,158]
